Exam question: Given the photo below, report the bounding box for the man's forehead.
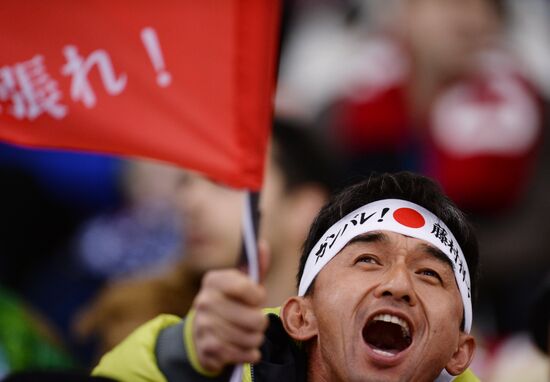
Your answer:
[345,231,454,269]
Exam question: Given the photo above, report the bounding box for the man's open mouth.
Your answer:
[362,313,413,357]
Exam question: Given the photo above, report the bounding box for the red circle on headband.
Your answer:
[393,208,425,228]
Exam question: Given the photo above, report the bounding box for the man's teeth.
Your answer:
[372,348,397,357]
[373,314,410,337]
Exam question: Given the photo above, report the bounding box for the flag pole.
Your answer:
[238,190,261,282]
[231,190,261,382]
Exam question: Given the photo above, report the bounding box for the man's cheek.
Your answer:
[431,304,461,335]
[327,284,361,317]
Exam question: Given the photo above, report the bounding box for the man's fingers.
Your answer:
[217,299,268,333]
[198,333,262,372]
[209,314,265,349]
[195,289,268,332]
[192,269,267,374]
[201,269,266,307]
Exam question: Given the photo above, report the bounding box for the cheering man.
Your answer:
[93,172,480,382]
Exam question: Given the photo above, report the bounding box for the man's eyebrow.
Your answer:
[419,243,454,271]
[345,232,389,247]
[344,233,454,271]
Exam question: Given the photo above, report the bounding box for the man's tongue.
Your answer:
[363,320,412,356]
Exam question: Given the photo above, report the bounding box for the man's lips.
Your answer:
[361,310,415,365]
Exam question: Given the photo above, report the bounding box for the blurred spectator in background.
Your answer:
[0,144,189,366]
[17,158,186,364]
[74,118,342,358]
[74,160,185,280]
[260,118,341,306]
[74,171,244,357]
[330,0,541,213]
[279,0,542,212]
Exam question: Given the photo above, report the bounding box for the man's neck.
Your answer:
[305,342,342,382]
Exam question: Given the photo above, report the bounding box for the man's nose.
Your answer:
[373,264,417,306]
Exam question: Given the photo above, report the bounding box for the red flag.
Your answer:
[0,1,279,190]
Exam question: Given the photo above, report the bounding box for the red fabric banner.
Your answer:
[0,1,279,190]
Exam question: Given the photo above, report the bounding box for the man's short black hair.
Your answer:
[297,171,480,302]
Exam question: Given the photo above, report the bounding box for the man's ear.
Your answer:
[280,296,317,341]
[445,333,476,376]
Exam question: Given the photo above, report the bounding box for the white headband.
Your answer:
[298,199,472,334]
